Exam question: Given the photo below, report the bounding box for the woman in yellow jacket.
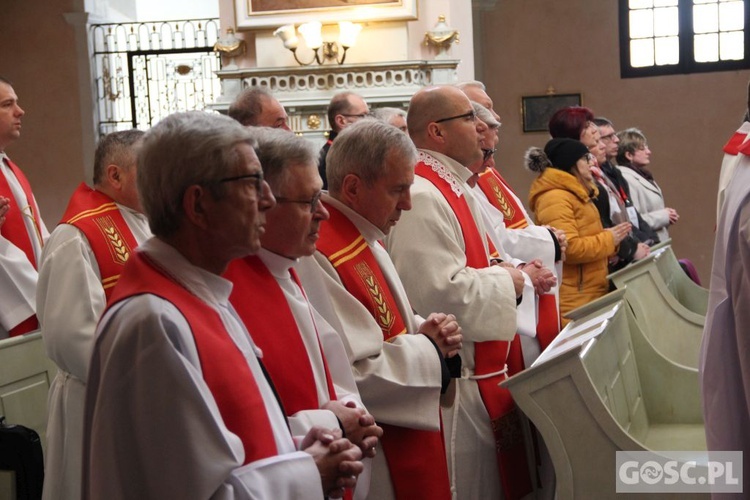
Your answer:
[527,138,631,325]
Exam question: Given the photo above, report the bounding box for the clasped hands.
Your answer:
[418,312,463,358]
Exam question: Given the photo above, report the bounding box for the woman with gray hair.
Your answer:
[616,127,679,241]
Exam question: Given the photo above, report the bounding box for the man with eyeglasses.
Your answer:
[386,85,533,500]
[224,127,382,500]
[36,130,150,500]
[83,111,364,499]
[228,85,291,131]
[460,82,564,358]
[318,91,369,189]
[305,118,462,500]
[592,116,659,265]
[0,76,49,338]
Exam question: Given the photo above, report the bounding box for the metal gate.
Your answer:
[90,19,222,136]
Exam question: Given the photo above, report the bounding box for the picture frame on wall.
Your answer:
[235,0,418,30]
[521,93,582,133]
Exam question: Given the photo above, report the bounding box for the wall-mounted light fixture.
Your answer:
[424,15,459,60]
[213,28,246,70]
[273,21,362,66]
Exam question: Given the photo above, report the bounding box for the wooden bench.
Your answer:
[0,332,57,500]
[608,245,705,369]
[652,243,708,316]
[503,290,706,499]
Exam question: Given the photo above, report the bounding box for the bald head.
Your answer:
[408,86,471,144]
[407,86,484,169]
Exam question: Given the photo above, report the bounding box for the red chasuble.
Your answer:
[317,202,451,500]
[224,255,337,416]
[0,158,44,335]
[416,153,532,500]
[478,167,561,351]
[61,183,139,300]
[108,250,279,464]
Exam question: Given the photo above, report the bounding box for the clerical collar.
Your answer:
[114,201,147,222]
[257,247,297,279]
[142,237,234,308]
[321,193,386,245]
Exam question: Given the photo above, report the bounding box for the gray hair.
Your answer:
[326,118,417,195]
[456,80,486,92]
[245,127,318,195]
[616,127,647,166]
[137,111,255,237]
[472,101,500,129]
[593,116,614,128]
[370,107,406,125]
[93,129,145,185]
[228,86,273,126]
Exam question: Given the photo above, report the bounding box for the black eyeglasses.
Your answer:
[600,132,617,141]
[434,110,477,124]
[340,113,369,119]
[274,190,323,214]
[218,172,264,191]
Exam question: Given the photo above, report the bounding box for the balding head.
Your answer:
[327,91,369,133]
[407,86,485,170]
[228,86,290,131]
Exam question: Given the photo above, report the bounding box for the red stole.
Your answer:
[0,158,42,268]
[416,155,532,500]
[477,167,529,230]
[478,167,561,350]
[0,158,43,335]
[224,255,337,416]
[318,202,451,500]
[61,183,139,300]
[317,207,407,342]
[108,250,279,464]
[724,128,750,155]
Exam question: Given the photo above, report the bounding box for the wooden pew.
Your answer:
[608,247,704,369]
[652,244,708,316]
[0,332,56,500]
[503,290,706,499]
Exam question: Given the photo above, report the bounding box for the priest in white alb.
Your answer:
[82,111,363,499]
[37,130,151,500]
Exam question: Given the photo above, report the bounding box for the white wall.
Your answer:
[135,0,218,21]
[85,0,219,22]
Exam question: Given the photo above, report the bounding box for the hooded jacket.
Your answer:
[529,167,616,324]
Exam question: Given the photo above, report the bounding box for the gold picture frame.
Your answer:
[235,0,418,30]
[521,93,582,133]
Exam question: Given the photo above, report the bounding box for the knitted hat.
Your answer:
[543,138,589,172]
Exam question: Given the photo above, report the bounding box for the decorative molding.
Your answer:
[209,59,459,143]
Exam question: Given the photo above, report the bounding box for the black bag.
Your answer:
[0,416,44,500]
